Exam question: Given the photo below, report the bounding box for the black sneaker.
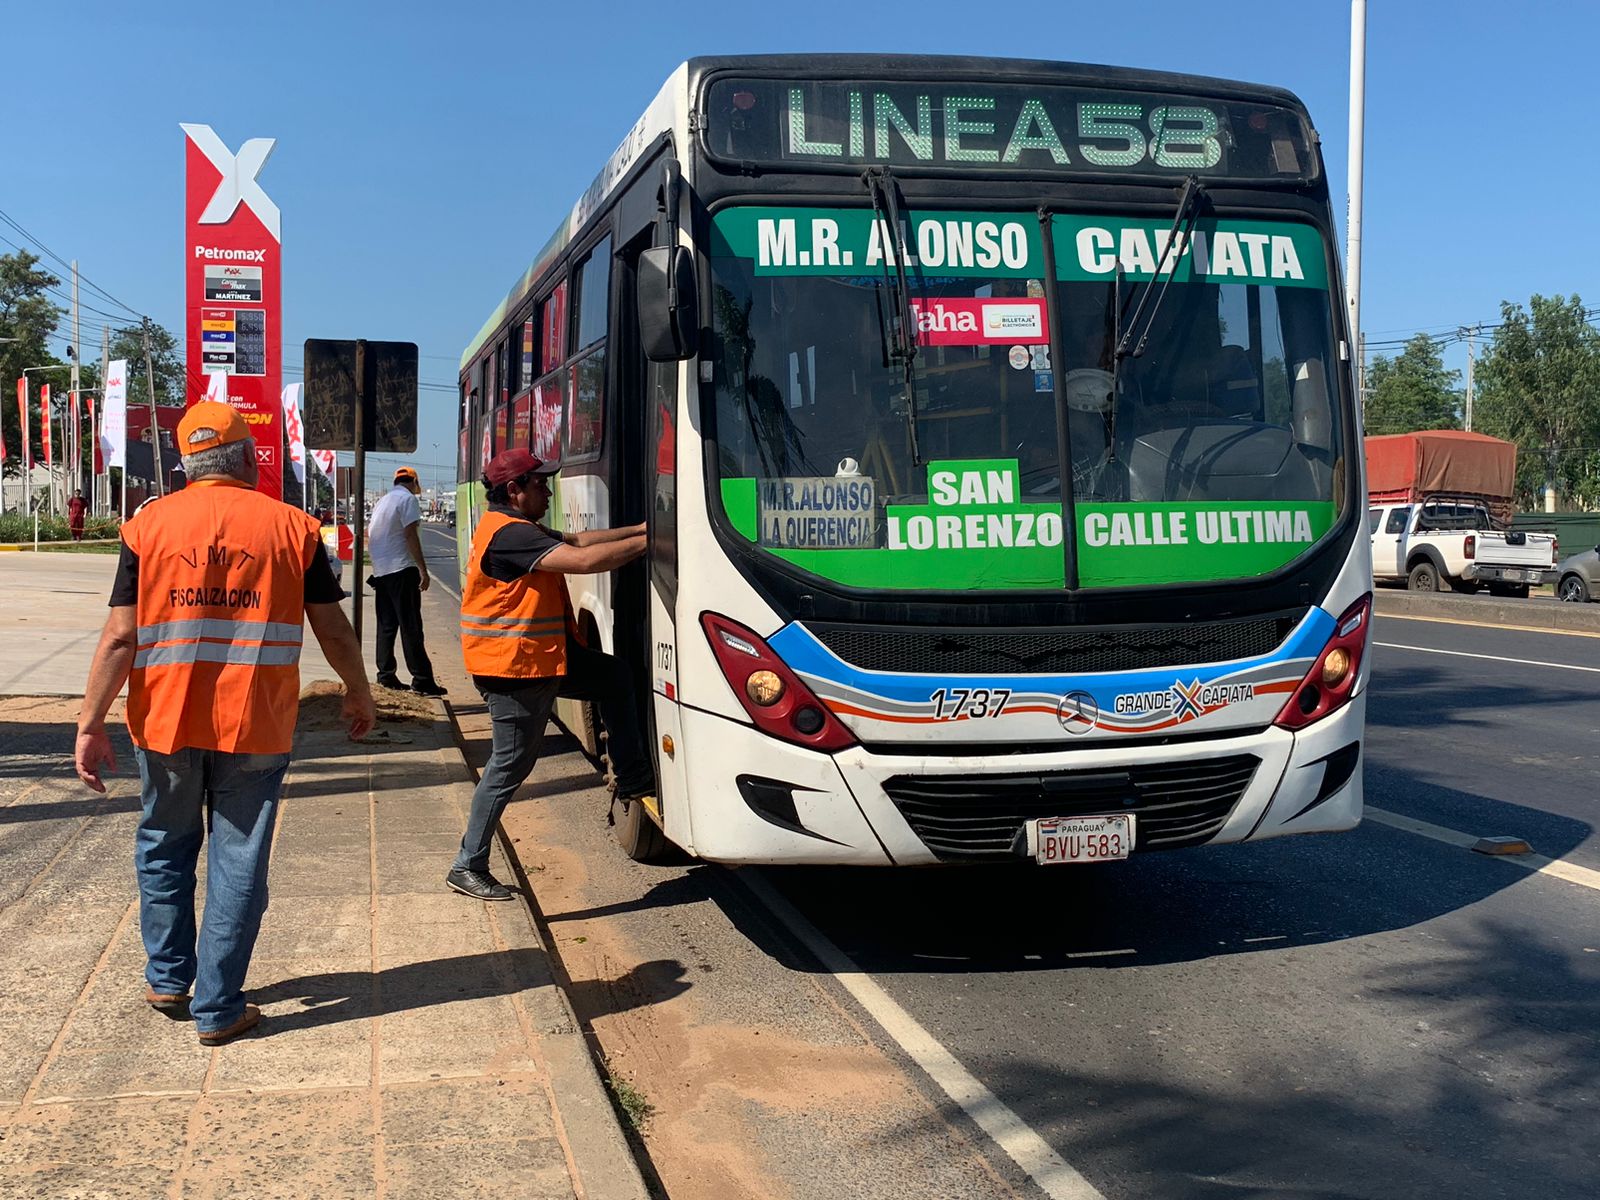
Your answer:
[412,681,449,697]
[375,674,404,690]
[445,867,516,901]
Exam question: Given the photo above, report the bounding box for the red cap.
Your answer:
[484,448,558,486]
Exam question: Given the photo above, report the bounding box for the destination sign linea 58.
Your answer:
[706,79,1316,181]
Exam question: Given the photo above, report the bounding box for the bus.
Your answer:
[457,55,1371,866]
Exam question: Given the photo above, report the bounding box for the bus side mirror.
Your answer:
[638,246,698,362]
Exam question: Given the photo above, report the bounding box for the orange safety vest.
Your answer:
[459,510,572,678]
[122,479,322,755]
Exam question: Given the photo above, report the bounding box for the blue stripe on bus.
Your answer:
[766,607,1336,705]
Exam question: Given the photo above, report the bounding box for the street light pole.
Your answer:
[21,365,72,524]
[1347,0,1368,406]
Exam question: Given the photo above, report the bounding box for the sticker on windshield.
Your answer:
[910,297,1047,345]
[757,476,877,549]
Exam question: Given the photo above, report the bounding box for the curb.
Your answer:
[1374,587,1600,632]
[426,700,651,1200]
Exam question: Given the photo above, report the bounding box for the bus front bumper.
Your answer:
[680,696,1365,866]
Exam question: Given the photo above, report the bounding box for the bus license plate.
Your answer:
[1029,815,1134,864]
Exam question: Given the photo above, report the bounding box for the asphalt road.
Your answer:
[421,523,1600,1200]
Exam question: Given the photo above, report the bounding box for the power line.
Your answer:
[0,207,146,319]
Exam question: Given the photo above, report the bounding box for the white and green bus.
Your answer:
[458,55,1372,865]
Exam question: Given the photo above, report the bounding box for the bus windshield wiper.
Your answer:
[863,166,923,465]
[1114,175,1205,363]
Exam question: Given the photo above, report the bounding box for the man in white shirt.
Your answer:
[368,467,446,696]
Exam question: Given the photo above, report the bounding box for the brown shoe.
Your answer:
[197,1004,260,1045]
[145,987,190,1017]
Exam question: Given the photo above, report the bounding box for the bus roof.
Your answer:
[460,54,1313,371]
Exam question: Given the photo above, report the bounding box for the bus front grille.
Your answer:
[883,755,1260,862]
[809,616,1301,677]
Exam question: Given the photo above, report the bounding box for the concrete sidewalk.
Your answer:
[0,690,647,1199]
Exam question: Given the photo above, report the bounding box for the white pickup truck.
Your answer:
[1369,496,1559,596]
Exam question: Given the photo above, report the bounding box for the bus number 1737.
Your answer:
[929,688,1012,721]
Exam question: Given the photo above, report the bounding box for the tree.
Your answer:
[0,251,65,476]
[1474,294,1600,509]
[1362,333,1461,435]
[109,320,186,410]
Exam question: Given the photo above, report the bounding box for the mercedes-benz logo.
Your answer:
[1055,691,1098,735]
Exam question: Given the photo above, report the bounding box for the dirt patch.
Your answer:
[297,680,436,733]
[0,695,123,725]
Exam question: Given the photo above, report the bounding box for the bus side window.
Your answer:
[542,281,568,373]
[564,237,611,463]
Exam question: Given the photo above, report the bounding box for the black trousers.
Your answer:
[372,566,437,686]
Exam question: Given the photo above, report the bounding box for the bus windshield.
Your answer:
[710,207,1346,591]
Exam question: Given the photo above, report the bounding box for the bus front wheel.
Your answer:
[612,793,681,864]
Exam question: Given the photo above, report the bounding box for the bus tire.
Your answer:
[612,794,681,864]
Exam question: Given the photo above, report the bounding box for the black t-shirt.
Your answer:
[473,504,568,693]
[109,537,344,607]
[480,503,564,580]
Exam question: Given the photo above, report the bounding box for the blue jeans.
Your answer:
[454,681,561,873]
[134,747,291,1033]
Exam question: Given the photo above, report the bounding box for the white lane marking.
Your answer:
[420,528,462,600]
[1064,948,1136,959]
[1379,612,1600,640]
[1373,642,1600,674]
[1366,807,1600,894]
[738,870,1106,1200]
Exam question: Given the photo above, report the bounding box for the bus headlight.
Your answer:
[1274,594,1370,731]
[701,613,858,752]
[746,670,785,706]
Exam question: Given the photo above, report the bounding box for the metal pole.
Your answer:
[1346,0,1367,401]
[141,319,163,498]
[43,385,56,519]
[1462,326,1476,432]
[351,340,367,644]
[20,377,30,521]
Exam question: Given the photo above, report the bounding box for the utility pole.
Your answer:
[1460,324,1480,432]
[141,318,163,498]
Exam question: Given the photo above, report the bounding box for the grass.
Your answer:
[605,1067,655,1131]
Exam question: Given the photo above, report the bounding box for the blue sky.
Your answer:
[3,1,1595,491]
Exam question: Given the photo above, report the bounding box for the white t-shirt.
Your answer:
[369,485,422,577]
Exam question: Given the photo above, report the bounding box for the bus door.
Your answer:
[610,232,658,726]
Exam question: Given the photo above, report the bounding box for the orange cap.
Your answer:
[177,401,251,454]
[394,467,418,483]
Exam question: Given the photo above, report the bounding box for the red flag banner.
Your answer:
[40,384,52,467]
[16,378,29,471]
[89,392,103,474]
